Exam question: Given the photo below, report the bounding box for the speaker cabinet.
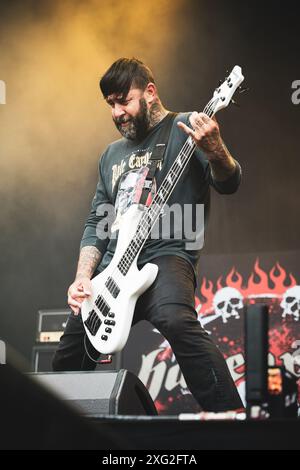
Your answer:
[32,344,59,372]
[245,304,269,404]
[30,369,157,416]
[0,363,125,449]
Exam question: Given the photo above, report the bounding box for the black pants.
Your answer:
[52,255,243,412]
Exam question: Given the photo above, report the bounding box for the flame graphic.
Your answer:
[197,258,297,315]
[198,277,214,314]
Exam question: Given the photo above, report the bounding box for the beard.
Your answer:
[113,98,150,141]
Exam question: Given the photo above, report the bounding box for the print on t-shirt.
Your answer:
[111,166,157,233]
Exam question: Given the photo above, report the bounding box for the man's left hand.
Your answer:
[177,112,224,160]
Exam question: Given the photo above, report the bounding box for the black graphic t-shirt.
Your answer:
[80,112,241,273]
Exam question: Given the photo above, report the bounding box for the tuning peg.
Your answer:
[238,86,249,94]
[231,99,240,107]
[221,70,230,83]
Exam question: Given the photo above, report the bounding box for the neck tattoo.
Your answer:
[149,101,168,129]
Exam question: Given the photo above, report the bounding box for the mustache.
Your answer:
[114,116,132,125]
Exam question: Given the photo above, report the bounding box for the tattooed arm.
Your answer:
[67,246,102,315]
[178,112,241,192]
[178,112,236,178]
[207,139,237,182]
[75,246,102,280]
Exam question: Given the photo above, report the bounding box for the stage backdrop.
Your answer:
[122,251,300,414]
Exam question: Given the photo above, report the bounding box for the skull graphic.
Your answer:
[280,285,300,321]
[213,287,244,323]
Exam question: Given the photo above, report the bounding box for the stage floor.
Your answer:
[88,415,300,450]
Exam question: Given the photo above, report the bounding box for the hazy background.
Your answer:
[0,0,299,362]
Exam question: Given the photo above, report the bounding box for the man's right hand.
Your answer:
[67,277,92,315]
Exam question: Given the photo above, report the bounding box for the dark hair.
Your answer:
[99,58,155,99]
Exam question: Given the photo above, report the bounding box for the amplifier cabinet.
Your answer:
[36,309,70,343]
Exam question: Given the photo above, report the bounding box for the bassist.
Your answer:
[53,58,243,412]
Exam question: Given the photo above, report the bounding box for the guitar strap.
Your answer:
[139,112,177,206]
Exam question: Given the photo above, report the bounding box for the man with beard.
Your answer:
[53,58,243,412]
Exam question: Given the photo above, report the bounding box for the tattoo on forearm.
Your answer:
[76,246,101,280]
[208,140,237,182]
